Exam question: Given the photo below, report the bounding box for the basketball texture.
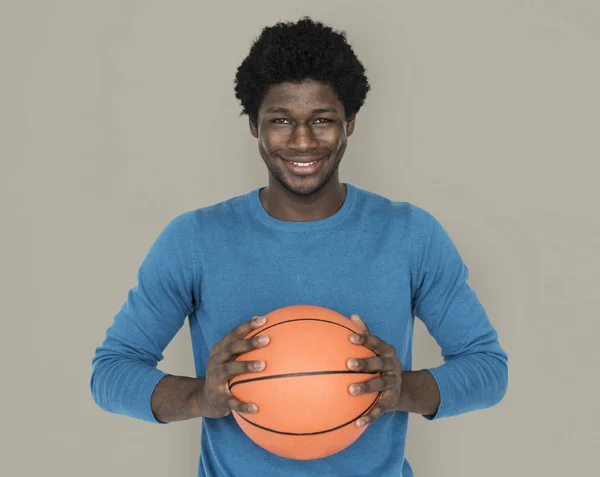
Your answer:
[229,305,380,460]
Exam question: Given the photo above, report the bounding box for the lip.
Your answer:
[279,155,327,164]
[277,154,327,176]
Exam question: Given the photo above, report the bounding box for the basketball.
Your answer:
[228,305,380,460]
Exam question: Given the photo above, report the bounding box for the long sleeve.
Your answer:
[411,207,508,420]
[90,212,200,423]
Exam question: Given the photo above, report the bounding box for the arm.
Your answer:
[411,207,508,420]
[346,206,506,426]
[90,212,199,423]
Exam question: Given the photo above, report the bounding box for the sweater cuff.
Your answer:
[422,365,453,421]
[128,367,169,424]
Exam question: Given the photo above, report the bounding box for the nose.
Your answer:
[288,123,319,152]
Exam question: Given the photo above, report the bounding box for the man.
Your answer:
[91,17,508,477]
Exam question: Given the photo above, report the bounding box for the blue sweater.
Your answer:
[91,183,508,476]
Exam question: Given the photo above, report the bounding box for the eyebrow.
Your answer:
[265,106,338,114]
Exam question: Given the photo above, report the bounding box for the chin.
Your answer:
[281,176,330,197]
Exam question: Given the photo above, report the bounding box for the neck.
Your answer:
[259,178,347,222]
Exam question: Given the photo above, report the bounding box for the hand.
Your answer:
[347,314,403,427]
[200,315,270,418]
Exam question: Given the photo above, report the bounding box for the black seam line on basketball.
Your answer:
[247,317,358,339]
[229,370,378,390]
[233,393,380,436]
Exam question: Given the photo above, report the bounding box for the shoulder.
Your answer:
[163,190,251,228]
[351,184,440,232]
[146,191,252,270]
[158,190,254,247]
[193,191,249,221]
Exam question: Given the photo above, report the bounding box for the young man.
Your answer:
[91,17,508,477]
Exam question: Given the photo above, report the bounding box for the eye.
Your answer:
[314,118,332,124]
[271,118,291,124]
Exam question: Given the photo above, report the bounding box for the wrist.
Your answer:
[151,375,206,423]
[188,378,207,419]
[393,370,417,412]
[394,370,440,416]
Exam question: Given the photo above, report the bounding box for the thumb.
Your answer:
[350,314,370,334]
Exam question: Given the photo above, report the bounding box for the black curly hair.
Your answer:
[234,17,370,124]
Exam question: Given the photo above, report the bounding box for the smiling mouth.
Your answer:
[279,155,327,166]
[287,159,320,167]
[276,154,328,175]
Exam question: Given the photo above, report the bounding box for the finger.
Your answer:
[355,403,385,427]
[212,334,270,365]
[218,359,266,381]
[349,314,370,334]
[348,374,399,396]
[211,316,267,356]
[347,355,397,373]
[226,395,259,414]
[349,333,397,358]
[355,391,398,427]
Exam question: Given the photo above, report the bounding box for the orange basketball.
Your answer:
[229,305,380,460]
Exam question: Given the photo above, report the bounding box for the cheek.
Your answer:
[260,130,285,154]
[325,130,347,152]
[318,124,345,143]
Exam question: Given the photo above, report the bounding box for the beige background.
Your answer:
[2,0,599,475]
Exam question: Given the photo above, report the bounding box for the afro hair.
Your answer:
[234,17,370,123]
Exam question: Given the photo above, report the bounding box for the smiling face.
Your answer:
[250,80,355,197]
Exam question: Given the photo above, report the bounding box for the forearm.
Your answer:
[150,375,206,423]
[394,369,440,416]
[424,352,508,419]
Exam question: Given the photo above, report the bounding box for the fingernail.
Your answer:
[356,418,366,427]
[253,360,265,371]
[254,316,266,325]
[349,384,361,395]
[257,335,269,346]
[349,334,361,343]
[248,404,258,413]
[347,358,359,370]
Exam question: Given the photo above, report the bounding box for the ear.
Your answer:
[346,115,356,137]
[249,117,258,138]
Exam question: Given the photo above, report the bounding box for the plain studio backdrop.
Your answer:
[1,1,599,475]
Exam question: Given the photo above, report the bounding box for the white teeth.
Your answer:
[291,160,318,167]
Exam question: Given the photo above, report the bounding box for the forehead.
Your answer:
[260,80,343,112]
